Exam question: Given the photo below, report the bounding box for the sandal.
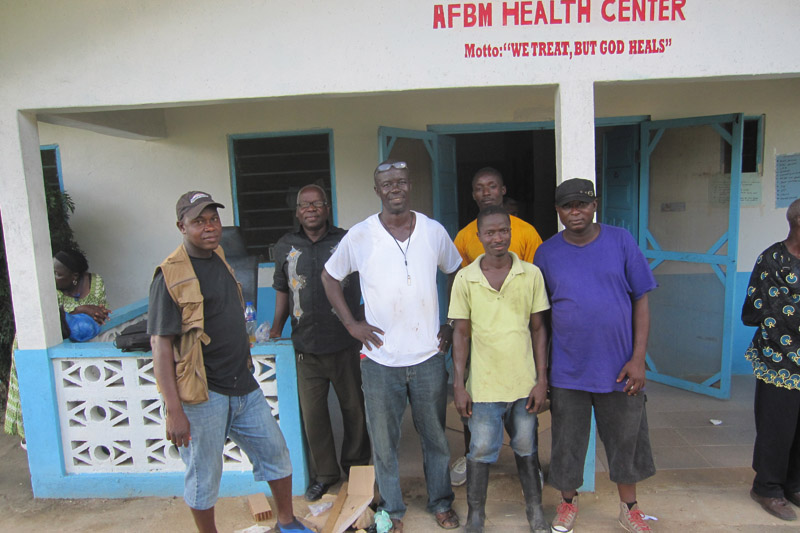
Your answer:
[390,518,403,532]
[435,508,459,529]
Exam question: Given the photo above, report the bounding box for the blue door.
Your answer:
[601,126,639,240]
[640,114,744,399]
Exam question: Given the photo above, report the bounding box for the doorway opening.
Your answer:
[449,130,558,240]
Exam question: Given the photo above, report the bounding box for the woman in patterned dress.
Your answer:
[4,249,110,444]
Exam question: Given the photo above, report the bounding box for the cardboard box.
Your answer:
[321,466,375,533]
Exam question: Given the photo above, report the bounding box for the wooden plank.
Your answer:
[321,482,349,533]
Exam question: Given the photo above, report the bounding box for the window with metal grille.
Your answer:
[41,145,62,191]
[230,132,332,261]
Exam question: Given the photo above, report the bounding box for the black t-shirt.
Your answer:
[148,254,258,396]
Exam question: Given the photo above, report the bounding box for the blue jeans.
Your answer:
[468,398,538,463]
[361,353,454,518]
[178,388,292,510]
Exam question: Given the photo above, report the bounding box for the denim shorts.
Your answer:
[548,387,655,491]
[178,388,292,509]
[468,398,538,463]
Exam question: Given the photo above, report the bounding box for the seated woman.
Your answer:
[53,249,110,324]
[4,249,110,446]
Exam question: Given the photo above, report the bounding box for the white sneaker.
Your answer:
[450,455,467,486]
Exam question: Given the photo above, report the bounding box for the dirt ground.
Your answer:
[1,429,798,532]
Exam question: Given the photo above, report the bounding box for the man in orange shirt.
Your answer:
[450,167,544,486]
[453,167,542,267]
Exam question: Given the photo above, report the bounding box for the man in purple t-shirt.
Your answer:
[534,178,658,533]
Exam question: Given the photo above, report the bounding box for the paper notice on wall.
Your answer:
[776,153,800,208]
[709,173,762,206]
[741,173,762,206]
[709,174,730,205]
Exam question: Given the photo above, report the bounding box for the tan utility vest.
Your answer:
[154,244,244,404]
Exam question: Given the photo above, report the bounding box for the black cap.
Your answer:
[176,191,224,221]
[555,178,597,206]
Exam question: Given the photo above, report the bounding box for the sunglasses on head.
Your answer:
[377,161,408,172]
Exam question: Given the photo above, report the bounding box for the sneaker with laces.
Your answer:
[551,495,578,533]
[450,455,467,487]
[618,502,652,532]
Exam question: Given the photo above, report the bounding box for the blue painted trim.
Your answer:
[644,250,733,265]
[644,229,660,251]
[647,370,727,399]
[646,113,742,130]
[40,144,65,191]
[720,114,745,399]
[328,131,338,226]
[253,342,309,495]
[226,134,240,225]
[578,412,596,493]
[15,347,67,497]
[711,263,726,285]
[711,123,733,146]
[102,298,148,330]
[645,353,658,373]
[227,128,335,227]
[707,234,728,256]
[427,121,555,134]
[428,116,649,136]
[751,115,765,174]
[595,115,650,127]
[701,372,722,388]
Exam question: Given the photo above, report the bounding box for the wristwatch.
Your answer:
[445,319,455,328]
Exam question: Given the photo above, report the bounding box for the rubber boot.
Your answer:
[466,459,490,533]
[514,453,548,533]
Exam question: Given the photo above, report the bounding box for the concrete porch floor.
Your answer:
[1,375,798,531]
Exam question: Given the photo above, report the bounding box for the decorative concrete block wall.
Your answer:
[15,300,308,498]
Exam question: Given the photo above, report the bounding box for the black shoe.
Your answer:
[750,489,797,521]
[305,480,337,502]
[786,491,800,508]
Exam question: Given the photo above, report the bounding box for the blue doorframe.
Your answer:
[640,114,744,399]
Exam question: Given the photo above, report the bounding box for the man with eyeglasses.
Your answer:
[270,184,370,502]
[322,160,462,532]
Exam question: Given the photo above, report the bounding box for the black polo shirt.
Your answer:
[273,225,361,355]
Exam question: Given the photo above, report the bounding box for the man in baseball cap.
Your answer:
[175,190,225,221]
[535,177,659,533]
[554,178,597,206]
[149,190,313,533]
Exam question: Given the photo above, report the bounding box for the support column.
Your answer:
[554,83,598,492]
[0,109,61,349]
[554,80,596,187]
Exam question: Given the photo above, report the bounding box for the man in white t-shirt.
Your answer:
[322,160,462,532]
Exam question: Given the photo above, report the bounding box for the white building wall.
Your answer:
[39,86,556,307]
[2,1,798,110]
[37,78,800,309]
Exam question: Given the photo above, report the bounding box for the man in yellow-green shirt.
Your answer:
[449,205,550,533]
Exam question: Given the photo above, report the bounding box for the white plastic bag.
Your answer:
[255,321,272,343]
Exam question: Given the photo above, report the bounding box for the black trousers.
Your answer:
[752,378,800,498]
[296,346,371,484]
